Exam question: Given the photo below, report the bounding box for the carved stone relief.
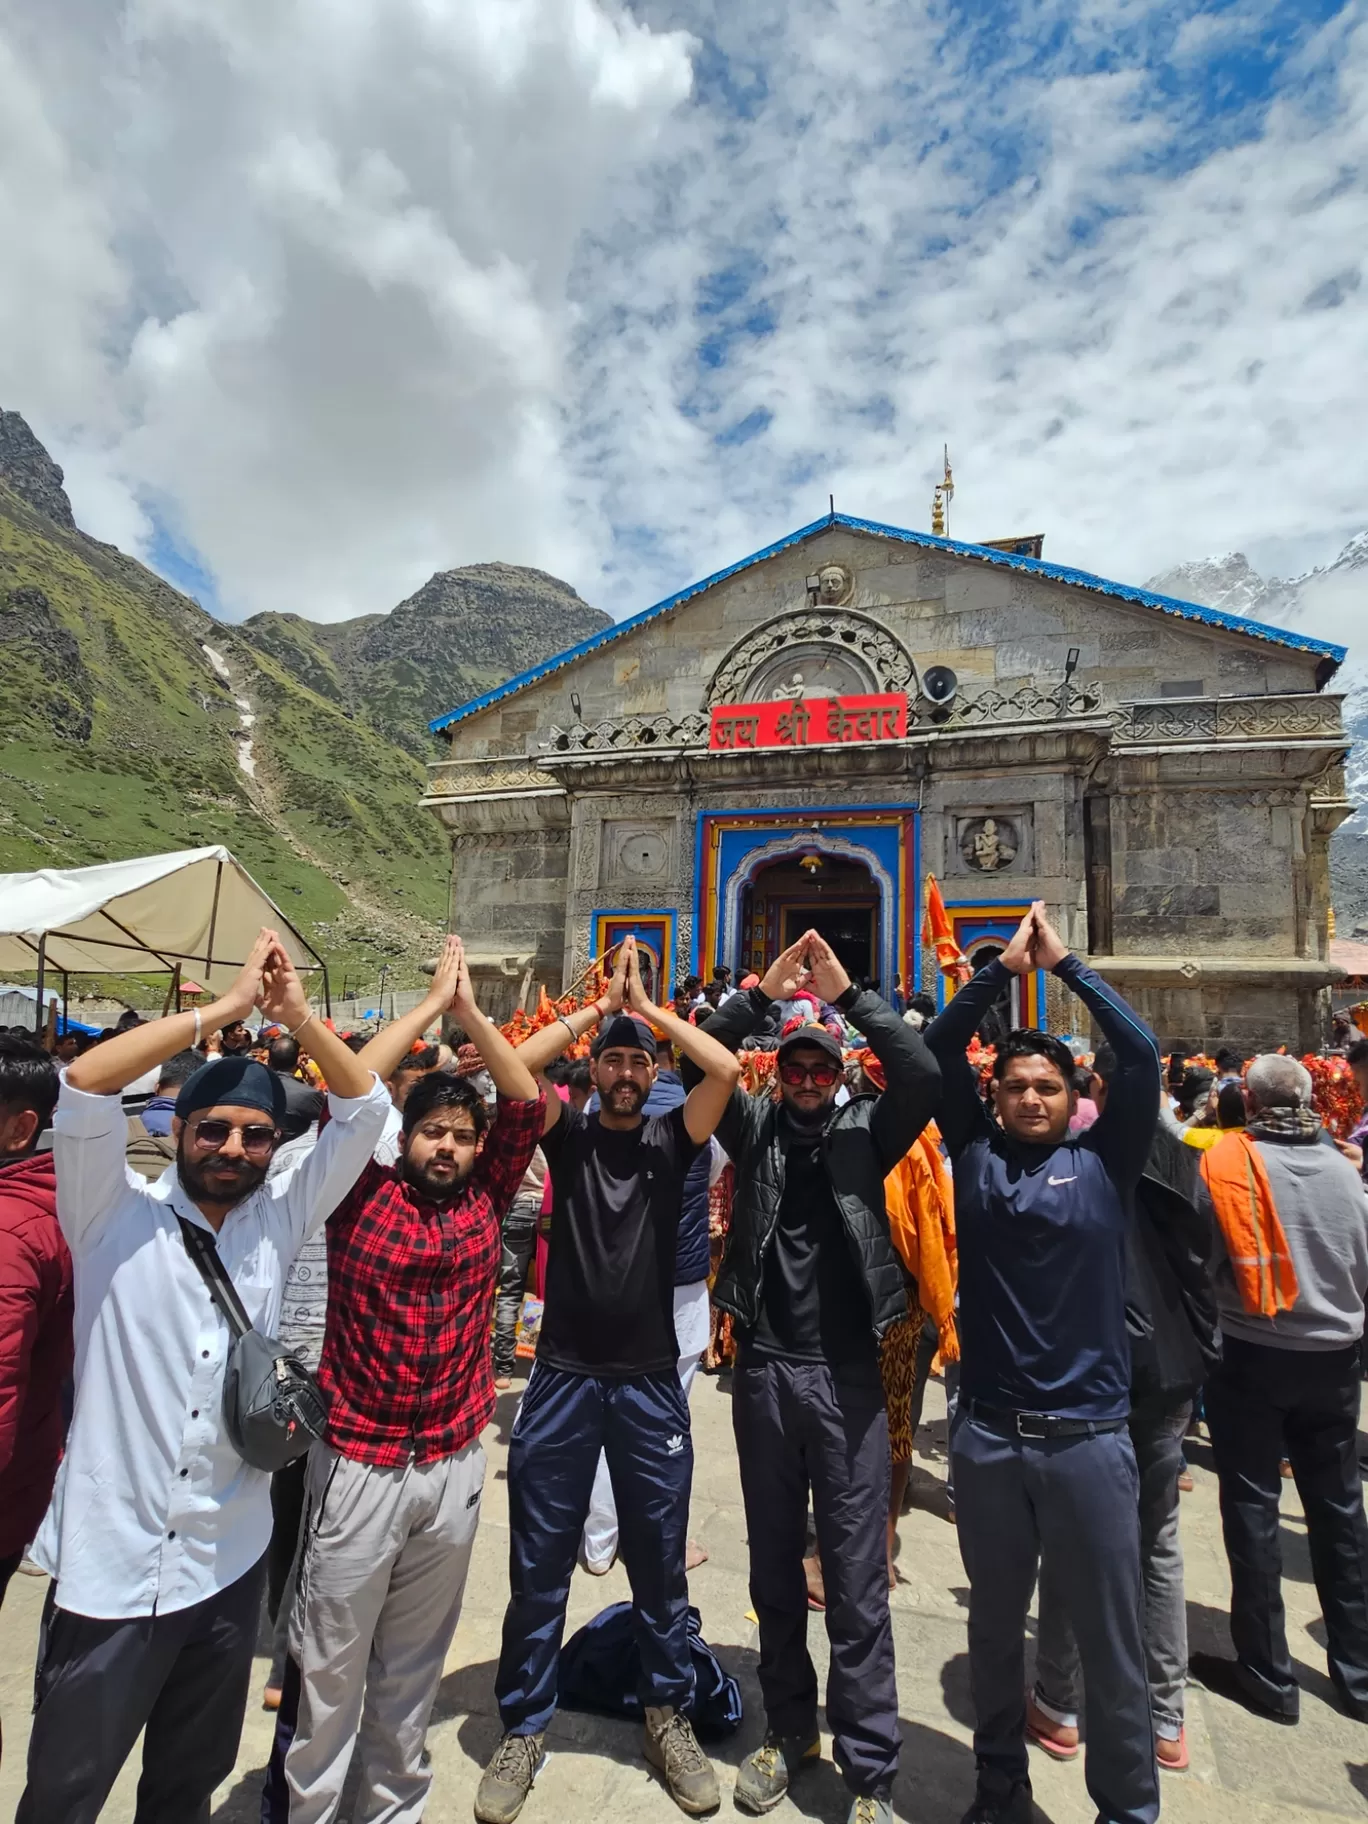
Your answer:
[957,815,1021,872]
[708,608,916,706]
[1110,695,1344,744]
[448,829,570,852]
[599,819,674,889]
[812,562,854,606]
[427,761,559,795]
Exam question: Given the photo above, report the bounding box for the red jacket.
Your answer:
[0,1151,73,1559]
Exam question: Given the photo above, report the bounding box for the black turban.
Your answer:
[590,1015,658,1060]
[174,1056,288,1125]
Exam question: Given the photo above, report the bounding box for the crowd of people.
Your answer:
[0,907,1366,1824]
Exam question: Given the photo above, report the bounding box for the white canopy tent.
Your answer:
[0,847,330,1027]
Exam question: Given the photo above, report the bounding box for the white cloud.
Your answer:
[568,0,1368,612]
[0,0,693,618]
[1,0,1366,632]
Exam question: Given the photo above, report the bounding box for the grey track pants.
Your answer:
[285,1438,486,1824]
[1035,1397,1191,1739]
[952,1406,1158,1824]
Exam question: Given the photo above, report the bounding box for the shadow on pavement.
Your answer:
[1185,1599,1340,1710]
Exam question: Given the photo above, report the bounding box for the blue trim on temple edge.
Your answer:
[428,512,1348,732]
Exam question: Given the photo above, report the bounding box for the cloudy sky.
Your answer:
[2,0,1365,633]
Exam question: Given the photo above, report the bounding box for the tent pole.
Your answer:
[204,859,224,984]
[33,934,47,1041]
[62,970,69,1038]
[322,965,332,1020]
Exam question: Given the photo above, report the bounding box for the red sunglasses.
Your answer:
[779,1061,842,1089]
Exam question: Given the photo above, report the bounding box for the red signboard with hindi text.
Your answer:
[708,693,907,752]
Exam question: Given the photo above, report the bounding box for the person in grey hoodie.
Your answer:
[1191,1053,1368,1726]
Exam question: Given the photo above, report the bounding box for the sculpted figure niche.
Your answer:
[960,815,1019,872]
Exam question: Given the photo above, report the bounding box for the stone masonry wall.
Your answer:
[437,528,1323,763]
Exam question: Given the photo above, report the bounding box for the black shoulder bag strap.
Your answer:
[178,1216,254,1339]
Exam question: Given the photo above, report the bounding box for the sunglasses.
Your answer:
[189,1118,281,1158]
[779,1061,842,1089]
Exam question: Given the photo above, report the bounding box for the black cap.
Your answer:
[776,1022,844,1064]
[591,1015,658,1060]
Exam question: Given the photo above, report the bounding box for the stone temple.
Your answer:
[421,512,1351,1053]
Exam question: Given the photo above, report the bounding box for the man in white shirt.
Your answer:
[16,929,423,1824]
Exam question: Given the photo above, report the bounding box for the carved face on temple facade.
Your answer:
[815,563,853,606]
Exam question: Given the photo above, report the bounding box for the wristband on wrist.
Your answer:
[288,1013,314,1039]
[192,1007,202,1047]
[556,1014,577,1043]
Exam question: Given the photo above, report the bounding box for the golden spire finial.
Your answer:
[931,444,954,537]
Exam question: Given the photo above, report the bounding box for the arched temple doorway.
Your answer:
[739,853,882,988]
[965,941,1023,1040]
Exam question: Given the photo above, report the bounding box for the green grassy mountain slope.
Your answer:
[0,412,606,992]
[243,563,609,756]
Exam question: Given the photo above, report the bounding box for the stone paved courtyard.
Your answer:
[3,1367,1368,1823]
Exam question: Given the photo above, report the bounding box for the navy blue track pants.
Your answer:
[494,1362,695,1735]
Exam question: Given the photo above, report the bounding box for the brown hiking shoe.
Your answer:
[644,1706,719,1815]
[474,1731,544,1824]
[734,1731,821,1813]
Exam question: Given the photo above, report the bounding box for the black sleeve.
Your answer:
[657,1103,704,1169]
[679,988,766,1087]
[922,964,1009,1156]
[1060,954,1160,1186]
[679,987,771,1165]
[538,1097,578,1170]
[840,988,942,1174]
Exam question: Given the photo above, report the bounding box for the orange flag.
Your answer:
[922,874,970,980]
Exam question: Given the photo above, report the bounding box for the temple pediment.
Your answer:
[429,513,1345,757]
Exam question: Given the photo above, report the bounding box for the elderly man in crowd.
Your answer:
[1191,1053,1368,1726]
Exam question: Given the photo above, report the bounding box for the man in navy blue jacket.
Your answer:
[924,902,1162,1824]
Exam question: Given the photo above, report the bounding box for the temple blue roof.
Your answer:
[429,510,1348,733]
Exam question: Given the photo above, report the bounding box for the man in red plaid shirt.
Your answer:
[280,937,546,1824]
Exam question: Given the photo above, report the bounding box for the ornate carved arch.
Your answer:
[706,607,916,706]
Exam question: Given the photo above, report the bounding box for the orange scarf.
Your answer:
[1199,1129,1300,1317]
[883,1121,959,1361]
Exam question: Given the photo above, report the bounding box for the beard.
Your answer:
[177,1144,269,1207]
[401,1154,473,1202]
[780,1087,836,1130]
[603,1081,646,1117]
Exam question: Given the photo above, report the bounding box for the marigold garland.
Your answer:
[488,992,1365,1140]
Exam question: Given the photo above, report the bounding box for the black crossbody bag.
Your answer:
[178,1217,328,1471]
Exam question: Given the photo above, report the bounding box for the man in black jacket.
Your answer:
[1027,1043,1218,1773]
[686,932,940,1824]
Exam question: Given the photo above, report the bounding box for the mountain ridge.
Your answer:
[0,411,609,989]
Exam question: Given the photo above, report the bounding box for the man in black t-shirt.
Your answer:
[476,940,741,1824]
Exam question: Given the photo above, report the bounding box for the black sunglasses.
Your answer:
[190,1118,281,1158]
